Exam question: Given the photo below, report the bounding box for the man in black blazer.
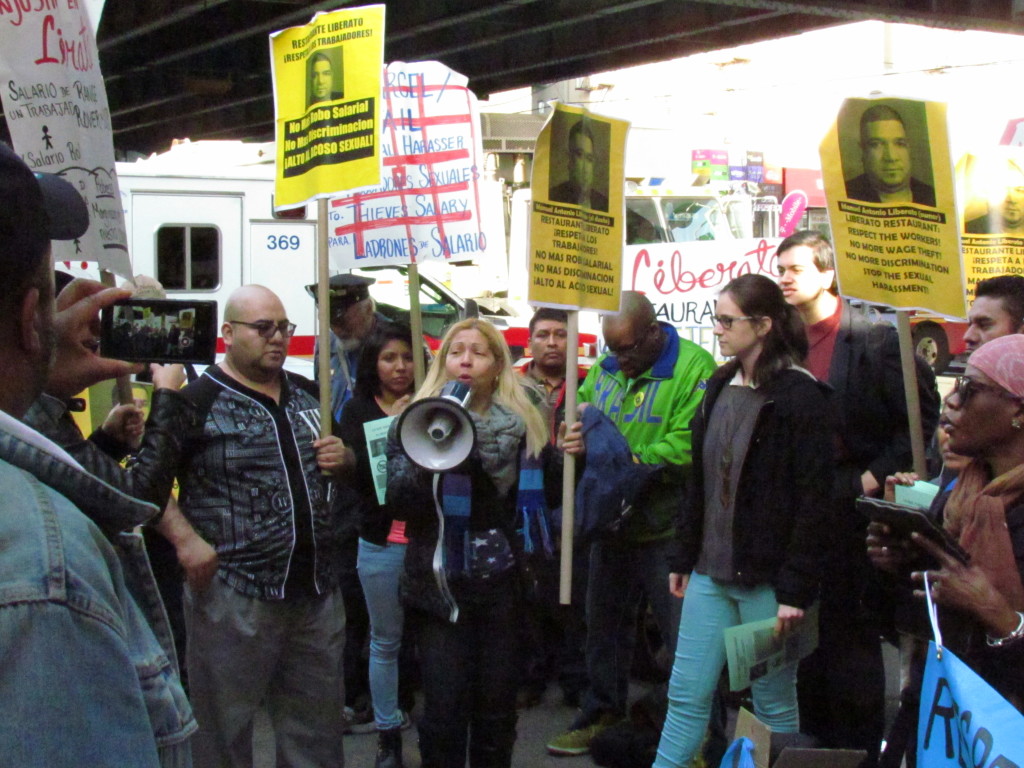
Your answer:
[775,230,940,766]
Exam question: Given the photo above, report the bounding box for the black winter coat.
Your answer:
[670,367,834,609]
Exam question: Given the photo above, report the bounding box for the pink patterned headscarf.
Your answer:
[968,333,1024,398]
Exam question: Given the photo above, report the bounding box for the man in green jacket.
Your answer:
[547,291,716,756]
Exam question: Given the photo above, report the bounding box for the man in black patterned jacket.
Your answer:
[177,284,353,768]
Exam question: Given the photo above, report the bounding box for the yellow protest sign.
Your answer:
[528,104,628,312]
[270,5,385,208]
[957,149,1024,301]
[820,97,965,318]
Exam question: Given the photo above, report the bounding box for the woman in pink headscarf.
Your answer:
[869,333,1024,709]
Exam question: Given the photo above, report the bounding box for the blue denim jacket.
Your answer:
[0,415,195,765]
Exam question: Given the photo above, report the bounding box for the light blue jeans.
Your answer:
[654,573,799,768]
[357,538,408,730]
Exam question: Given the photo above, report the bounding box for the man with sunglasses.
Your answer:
[776,230,940,764]
[175,284,352,768]
[548,291,716,756]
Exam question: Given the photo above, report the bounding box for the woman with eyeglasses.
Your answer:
[338,324,417,768]
[868,333,1024,715]
[653,274,833,768]
[384,318,547,768]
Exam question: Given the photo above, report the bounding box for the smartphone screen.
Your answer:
[101,299,218,365]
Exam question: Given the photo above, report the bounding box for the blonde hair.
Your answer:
[415,318,548,457]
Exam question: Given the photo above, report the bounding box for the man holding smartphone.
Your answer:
[175,284,353,768]
[0,142,191,765]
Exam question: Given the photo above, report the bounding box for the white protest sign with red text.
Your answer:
[0,0,131,277]
[326,61,499,271]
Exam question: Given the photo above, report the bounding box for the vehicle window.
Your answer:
[662,198,720,242]
[625,199,667,245]
[351,266,459,340]
[156,225,221,291]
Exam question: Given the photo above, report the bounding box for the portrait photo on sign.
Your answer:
[307,47,344,107]
[838,98,936,207]
[958,152,1024,236]
[547,113,611,212]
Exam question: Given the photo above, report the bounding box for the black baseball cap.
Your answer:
[0,142,89,242]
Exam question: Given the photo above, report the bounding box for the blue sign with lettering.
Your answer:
[918,641,1024,767]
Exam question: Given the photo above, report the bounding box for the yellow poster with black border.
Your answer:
[528,104,628,312]
[270,5,384,208]
[956,149,1024,302]
[820,97,965,318]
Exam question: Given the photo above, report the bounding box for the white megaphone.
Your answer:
[397,380,477,472]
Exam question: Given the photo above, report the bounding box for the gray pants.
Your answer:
[184,579,346,768]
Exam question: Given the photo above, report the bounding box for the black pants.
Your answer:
[414,575,521,768]
[798,600,885,767]
[338,534,371,707]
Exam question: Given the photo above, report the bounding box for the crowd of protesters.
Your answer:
[8,138,1024,768]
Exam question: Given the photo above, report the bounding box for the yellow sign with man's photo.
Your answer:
[957,149,1024,302]
[528,104,628,312]
[269,5,385,208]
[820,97,965,318]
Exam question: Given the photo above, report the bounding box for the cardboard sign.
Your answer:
[819,97,965,319]
[0,1,131,277]
[270,5,385,207]
[326,61,499,270]
[528,103,628,312]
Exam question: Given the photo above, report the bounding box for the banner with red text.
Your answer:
[0,1,131,277]
[626,238,782,360]
[326,61,501,270]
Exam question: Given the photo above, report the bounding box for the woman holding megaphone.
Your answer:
[386,318,547,768]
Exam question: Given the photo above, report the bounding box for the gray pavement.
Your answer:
[256,686,598,768]
[255,639,901,768]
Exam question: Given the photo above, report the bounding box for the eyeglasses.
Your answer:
[949,376,1021,407]
[229,320,297,339]
[712,315,755,330]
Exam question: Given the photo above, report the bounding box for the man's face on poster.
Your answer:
[312,59,334,102]
[1002,184,1024,230]
[861,118,912,194]
[568,130,595,196]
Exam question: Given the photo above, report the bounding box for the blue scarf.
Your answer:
[515,447,553,558]
[439,446,553,578]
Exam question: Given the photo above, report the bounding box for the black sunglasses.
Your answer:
[229,320,297,339]
[949,375,1021,406]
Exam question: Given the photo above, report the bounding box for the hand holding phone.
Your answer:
[47,280,144,400]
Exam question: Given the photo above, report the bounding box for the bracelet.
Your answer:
[986,611,1024,647]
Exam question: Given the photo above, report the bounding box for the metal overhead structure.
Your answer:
[93,0,1024,157]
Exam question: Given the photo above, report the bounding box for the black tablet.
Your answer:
[857,496,969,566]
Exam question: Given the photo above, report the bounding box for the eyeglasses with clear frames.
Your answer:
[712,315,755,330]
[229,320,297,339]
